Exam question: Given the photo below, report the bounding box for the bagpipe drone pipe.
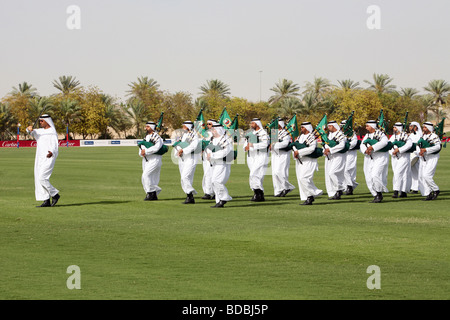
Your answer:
[138,132,169,156]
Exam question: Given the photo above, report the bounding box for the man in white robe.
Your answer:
[206,124,233,208]
[360,120,390,203]
[175,121,201,204]
[389,122,413,198]
[418,122,441,201]
[271,119,295,197]
[139,121,163,201]
[323,121,347,200]
[244,118,269,202]
[201,119,217,200]
[293,122,323,205]
[340,120,359,195]
[408,121,423,194]
[26,114,60,207]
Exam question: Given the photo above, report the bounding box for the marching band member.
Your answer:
[292,122,323,205]
[389,122,413,198]
[360,120,390,203]
[340,120,359,195]
[201,119,217,200]
[206,124,233,208]
[244,118,269,202]
[271,119,295,197]
[418,122,441,201]
[139,121,164,201]
[408,121,423,194]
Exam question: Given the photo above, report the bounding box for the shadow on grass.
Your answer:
[56,200,132,207]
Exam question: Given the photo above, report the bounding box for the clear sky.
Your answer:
[1,0,449,103]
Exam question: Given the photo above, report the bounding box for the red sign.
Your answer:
[0,140,80,147]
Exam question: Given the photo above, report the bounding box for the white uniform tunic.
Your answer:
[417,133,441,196]
[207,135,233,204]
[139,133,163,195]
[293,134,323,201]
[28,127,59,201]
[409,130,422,192]
[177,131,200,195]
[323,131,347,197]
[202,134,215,197]
[271,131,295,196]
[389,133,412,193]
[244,128,269,191]
[344,133,359,190]
[360,131,390,196]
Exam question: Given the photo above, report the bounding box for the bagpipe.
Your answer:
[244,129,269,156]
[289,133,323,161]
[363,129,394,153]
[391,131,416,153]
[417,133,442,155]
[138,131,169,158]
[172,129,202,154]
[206,132,237,162]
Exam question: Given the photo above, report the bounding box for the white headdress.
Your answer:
[251,118,263,130]
[394,122,403,133]
[39,114,57,135]
[328,120,340,131]
[183,121,194,131]
[301,122,313,133]
[366,120,377,129]
[423,122,434,133]
[146,121,156,131]
[409,121,422,135]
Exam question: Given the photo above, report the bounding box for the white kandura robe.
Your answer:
[202,134,214,196]
[244,128,269,191]
[323,131,347,197]
[207,137,233,204]
[271,132,295,196]
[176,132,200,195]
[28,128,59,201]
[417,134,441,196]
[389,134,412,193]
[344,133,359,190]
[139,133,163,195]
[293,135,323,201]
[409,131,422,192]
[360,132,390,196]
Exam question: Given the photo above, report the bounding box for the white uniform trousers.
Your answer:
[247,152,269,191]
[418,153,440,196]
[410,153,421,192]
[344,150,359,189]
[202,157,214,196]
[34,155,59,201]
[391,153,411,193]
[363,152,389,196]
[271,151,295,196]
[295,157,323,201]
[179,157,198,195]
[141,155,162,194]
[324,152,346,197]
[211,162,232,204]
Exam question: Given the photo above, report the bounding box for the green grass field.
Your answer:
[0,146,449,300]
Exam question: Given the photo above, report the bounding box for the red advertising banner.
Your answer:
[0,140,80,148]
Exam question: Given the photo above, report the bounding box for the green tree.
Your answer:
[364,73,397,94]
[337,79,361,91]
[0,103,17,140]
[199,79,231,100]
[53,76,81,96]
[424,79,450,123]
[125,99,149,138]
[268,79,300,105]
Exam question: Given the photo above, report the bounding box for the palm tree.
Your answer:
[28,96,54,123]
[364,73,396,94]
[424,79,450,122]
[125,99,148,138]
[277,96,303,118]
[127,76,160,100]
[268,79,300,105]
[337,79,361,91]
[303,77,333,98]
[0,103,17,140]
[10,82,37,97]
[53,76,81,95]
[199,79,231,100]
[400,87,419,99]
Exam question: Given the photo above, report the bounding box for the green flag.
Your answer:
[314,114,330,144]
[194,108,207,137]
[285,114,299,140]
[402,111,409,132]
[219,107,233,129]
[435,117,447,148]
[156,112,164,131]
[342,111,354,137]
[377,109,388,133]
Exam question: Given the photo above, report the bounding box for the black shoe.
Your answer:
[254,189,265,202]
[410,190,418,194]
[431,190,440,200]
[423,193,434,201]
[371,192,383,203]
[279,190,287,197]
[211,200,227,208]
[251,190,257,201]
[37,199,51,207]
[144,192,152,201]
[392,190,399,198]
[284,189,293,196]
[150,191,158,201]
[51,194,60,206]
[399,192,407,198]
[182,193,195,204]
[202,194,212,200]
[300,196,314,205]
[211,194,215,200]
[329,192,341,200]
[344,186,353,195]
[274,192,283,197]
